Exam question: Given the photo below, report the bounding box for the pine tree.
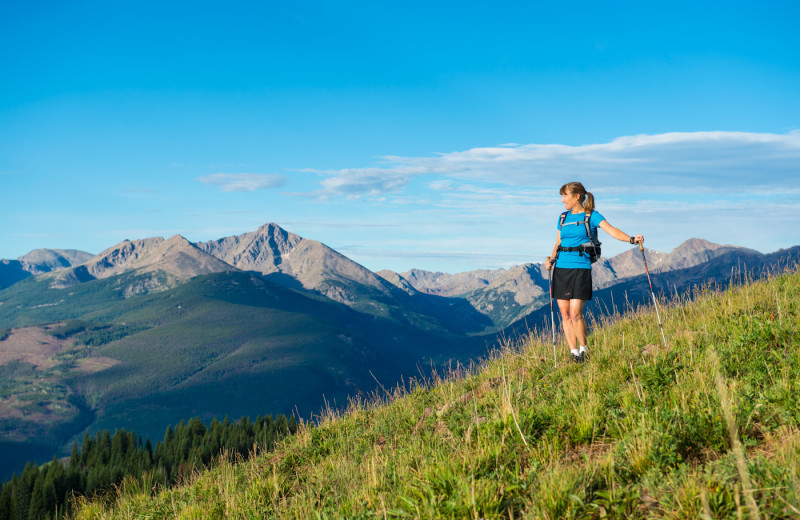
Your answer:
[99,431,111,465]
[26,473,46,520]
[79,433,92,467]
[14,464,36,520]
[44,458,64,515]
[69,444,79,469]
[0,482,13,520]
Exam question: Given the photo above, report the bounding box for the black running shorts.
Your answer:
[552,267,592,300]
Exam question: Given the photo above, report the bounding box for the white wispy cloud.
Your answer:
[296,166,426,199]
[308,131,800,197]
[320,171,411,198]
[198,173,287,192]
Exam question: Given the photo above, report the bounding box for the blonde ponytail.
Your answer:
[584,191,595,213]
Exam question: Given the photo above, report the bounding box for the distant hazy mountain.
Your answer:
[591,238,761,289]
[18,249,95,275]
[379,238,769,331]
[0,249,93,290]
[394,268,510,297]
[382,264,550,330]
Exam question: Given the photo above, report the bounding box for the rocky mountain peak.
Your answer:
[277,238,397,301]
[671,238,725,256]
[48,235,235,285]
[197,223,302,274]
[197,224,399,305]
[138,235,236,278]
[85,237,166,278]
[16,249,95,275]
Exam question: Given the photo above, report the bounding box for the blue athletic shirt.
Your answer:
[556,210,605,269]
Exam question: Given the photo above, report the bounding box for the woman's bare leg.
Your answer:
[569,298,588,347]
[556,299,576,350]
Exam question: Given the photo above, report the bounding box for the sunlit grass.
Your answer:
[71,266,800,519]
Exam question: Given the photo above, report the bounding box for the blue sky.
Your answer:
[2,1,799,273]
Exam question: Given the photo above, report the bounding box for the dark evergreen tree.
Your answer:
[13,464,36,520]
[0,484,11,520]
[0,413,297,520]
[27,472,51,520]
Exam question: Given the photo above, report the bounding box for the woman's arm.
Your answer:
[545,231,561,270]
[598,220,643,244]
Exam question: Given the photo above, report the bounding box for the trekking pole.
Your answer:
[546,256,557,367]
[638,242,668,349]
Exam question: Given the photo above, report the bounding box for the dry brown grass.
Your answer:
[0,326,71,370]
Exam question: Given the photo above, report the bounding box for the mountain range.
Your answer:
[1,224,798,478]
[377,237,783,329]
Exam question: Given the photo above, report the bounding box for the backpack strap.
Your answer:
[583,211,593,241]
[558,211,569,229]
[560,212,584,228]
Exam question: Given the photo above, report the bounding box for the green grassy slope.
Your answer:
[72,268,800,519]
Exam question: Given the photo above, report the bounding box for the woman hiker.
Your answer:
[543,182,644,362]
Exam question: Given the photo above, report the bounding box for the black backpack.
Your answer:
[557,211,602,263]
